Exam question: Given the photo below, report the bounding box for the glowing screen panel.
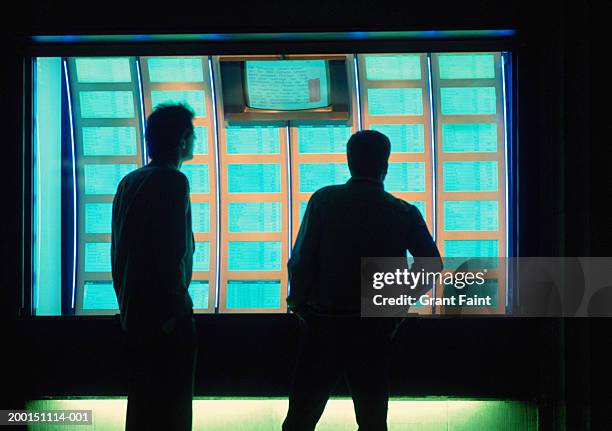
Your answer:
[85,203,113,234]
[442,123,498,152]
[299,163,350,192]
[192,202,210,233]
[79,91,135,118]
[369,124,425,153]
[83,282,118,310]
[297,125,352,154]
[75,58,132,83]
[147,57,204,82]
[443,161,498,192]
[438,54,495,80]
[226,126,280,154]
[444,239,498,257]
[385,162,426,192]
[84,242,112,272]
[440,87,496,115]
[194,242,210,271]
[188,281,209,308]
[365,55,421,80]
[194,126,208,155]
[181,164,210,193]
[82,127,138,156]
[228,202,282,233]
[226,280,281,309]
[367,88,423,116]
[227,164,281,193]
[151,90,206,117]
[84,164,136,195]
[227,241,282,271]
[245,60,330,110]
[444,200,499,231]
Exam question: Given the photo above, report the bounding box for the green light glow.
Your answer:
[26,398,537,430]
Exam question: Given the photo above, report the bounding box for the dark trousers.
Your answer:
[283,314,396,431]
[124,316,197,431]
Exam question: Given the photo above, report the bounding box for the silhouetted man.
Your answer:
[282,130,442,431]
[111,104,197,431]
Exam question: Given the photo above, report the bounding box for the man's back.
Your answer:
[288,176,440,314]
[111,163,194,333]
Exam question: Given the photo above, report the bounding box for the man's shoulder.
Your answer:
[381,192,421,217]
[130,165,188,188]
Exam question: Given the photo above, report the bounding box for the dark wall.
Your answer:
[3,1,609,430]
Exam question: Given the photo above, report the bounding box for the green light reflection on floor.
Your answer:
[26,397,538,430]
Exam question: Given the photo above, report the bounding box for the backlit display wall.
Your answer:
[32,52,511,316]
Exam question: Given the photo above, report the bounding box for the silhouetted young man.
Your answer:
[282,130,442,431]
[111,104,197,431]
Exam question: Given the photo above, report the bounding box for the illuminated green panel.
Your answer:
[297,125,352,154]
[299,201,308,223]
[299,163,350,192]
[385,162,425,192]
[444,200,498,231]
[443,279,499,307]
[151,90,206,117]
[226,126,279,154]
[438,54,496,79]
[228,241,281,271]
[148,57,204,82]
[367,88,423,116]
[85,203,112,234]
[365,55,421,80]
[245,60,329,110]
[227,164,281,193]
[84,164,136,195]
[83,282,118,309]
[441,87,496,115]
[82,126,137,156]
[192,202,210,233]
[80,91,135,118]
[444,161,498,192]
[370,124,424,153]
[34,57,62,316]
[442,123,497,152]
[189,281,209,308]
[194,242,210,271]
[411,200,426,218]
[181,164,209,193]
[227,280,281,309]
[444,240,499,270]
[194,126,208,155]
[228,202,282,232]
[75,58,132,83]
[445,240,498,257]
[84,242,111,272]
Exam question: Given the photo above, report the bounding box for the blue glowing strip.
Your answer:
[285,125,292,297]
[63,59,77,310]
[33,58,40,312]
[501,53,510,310]
[32,30,517,44]
[353,55,362,130]
[135,58,148,164]
[208,57,222,310]
[426,54,437,310]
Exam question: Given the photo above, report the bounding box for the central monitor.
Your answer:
[244,60,330,111]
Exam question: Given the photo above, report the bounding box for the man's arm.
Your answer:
[286,192,321,313]
[151,172,191,293]
[405,205,443,297]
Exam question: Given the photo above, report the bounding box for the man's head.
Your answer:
[145,103,195,165]
[346,130,391,180]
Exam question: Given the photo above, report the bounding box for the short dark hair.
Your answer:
[145,103,195,161]
[346,130,391,178]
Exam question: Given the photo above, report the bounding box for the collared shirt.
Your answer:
[287,176,442,315]
[111,162,194,333]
